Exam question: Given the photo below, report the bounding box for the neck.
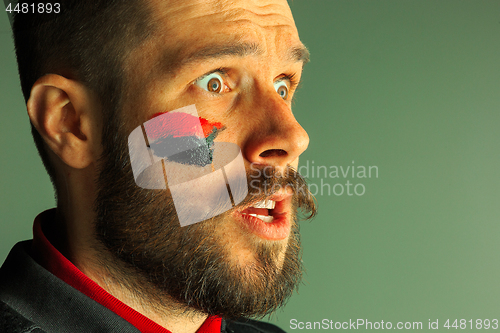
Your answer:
[80,259,208,333]
[53,208,208,333]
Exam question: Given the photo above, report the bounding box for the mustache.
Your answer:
[233,165,317,220]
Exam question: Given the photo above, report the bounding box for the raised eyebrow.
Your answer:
[289,45,310,65]
[187,43,310,65]
[163,42,309,76]
[185,42,262,62]
[164,42,262,75]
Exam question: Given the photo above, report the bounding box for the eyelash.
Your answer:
[195,68,300,95]
[199,67,228,81]
[278,72,300,92]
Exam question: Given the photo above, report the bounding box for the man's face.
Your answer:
[93,0,315,318]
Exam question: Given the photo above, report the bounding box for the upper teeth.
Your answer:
[252,200,276,209]
[247,214,274,223]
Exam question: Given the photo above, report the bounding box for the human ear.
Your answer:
[27,74,99,169]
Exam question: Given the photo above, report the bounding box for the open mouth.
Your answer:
[240,199,276,223]
[235,192,293,240]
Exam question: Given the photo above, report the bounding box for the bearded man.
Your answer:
[0,0,316,332]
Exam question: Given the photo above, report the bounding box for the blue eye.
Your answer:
[196,72,226,93]
[274,80,289,100]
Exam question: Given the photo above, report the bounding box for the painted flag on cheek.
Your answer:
[127,104,248,226]
[146,112,225,167]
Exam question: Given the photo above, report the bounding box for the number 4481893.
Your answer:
[444,319,499,330]
[6,3,61,14]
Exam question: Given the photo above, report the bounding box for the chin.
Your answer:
[219,216,291,271]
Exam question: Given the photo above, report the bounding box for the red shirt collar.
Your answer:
[31,209,222,333]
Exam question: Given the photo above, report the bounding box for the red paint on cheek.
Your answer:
[147,112,224,140]
[199,117,224,137]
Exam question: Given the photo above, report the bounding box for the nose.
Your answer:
[243,89,309,170]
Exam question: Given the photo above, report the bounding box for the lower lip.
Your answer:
[234,202,290,241]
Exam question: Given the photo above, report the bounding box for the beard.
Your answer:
[92,115,317,319]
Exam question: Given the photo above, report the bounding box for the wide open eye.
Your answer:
[195,72,227,93]
[274,80,289,100]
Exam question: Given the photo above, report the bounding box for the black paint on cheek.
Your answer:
[149,126,223,167]
[169,144,213,167]
[149,136,211,167]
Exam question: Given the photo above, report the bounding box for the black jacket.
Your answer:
[0,241,285,333]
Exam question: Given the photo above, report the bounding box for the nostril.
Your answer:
[259,149,287,158]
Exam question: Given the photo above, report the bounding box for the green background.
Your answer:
[1,1,500,331]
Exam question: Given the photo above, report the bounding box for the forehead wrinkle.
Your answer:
[201,0,294,24]
[223,9,295,31]
[150,0,294,30]
[142,0,304,77]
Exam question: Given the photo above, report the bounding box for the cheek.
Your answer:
[209,118,246,146]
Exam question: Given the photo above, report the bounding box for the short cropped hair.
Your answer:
[12,0,155,189]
